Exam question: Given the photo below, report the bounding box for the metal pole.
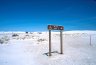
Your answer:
[49,30,51,56]
[60,30,63,54]
[90,35,91,46]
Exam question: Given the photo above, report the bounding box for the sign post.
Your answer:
[49,30,51,56]
[48,25,64,56]
[60,30,63,54]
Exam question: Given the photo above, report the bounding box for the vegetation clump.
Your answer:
[0,36,10,44]
[12,34,19,37]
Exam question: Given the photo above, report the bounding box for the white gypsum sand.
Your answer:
[0,30,96,65]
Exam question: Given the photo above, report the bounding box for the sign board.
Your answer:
[47,25,64,56]
[48,25,64,30]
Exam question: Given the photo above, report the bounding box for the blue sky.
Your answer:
[0,0,96,31]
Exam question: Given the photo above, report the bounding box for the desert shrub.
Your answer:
[37,39,46,42]
[38,32,42,34]
[2,36,10,41]
[25,34,29,36]
[25,32,28,34]
[0,39,4,44]
[12,34,19,37]
[30,32,33,34]
[0,36,10,44]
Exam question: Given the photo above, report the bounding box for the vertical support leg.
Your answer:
[90,35,91,46]
[60,30,63,54]
[49,30,51,56]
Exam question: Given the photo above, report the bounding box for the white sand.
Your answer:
[0,31,96,65]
